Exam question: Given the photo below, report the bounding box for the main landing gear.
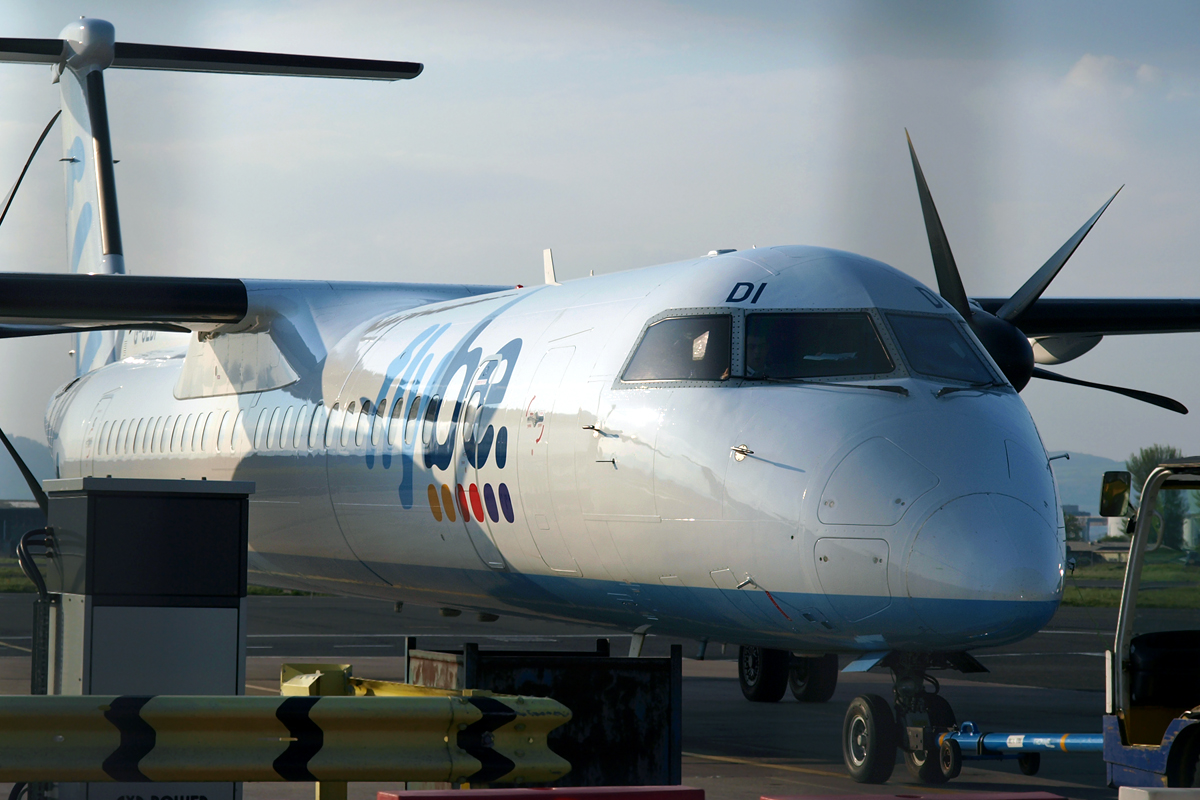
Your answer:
[842,652,983,785]
[737,645,838,703]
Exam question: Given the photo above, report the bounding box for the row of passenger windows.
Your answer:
[94,391,446,458]
[621,311,997,385]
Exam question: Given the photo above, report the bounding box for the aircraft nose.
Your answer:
[905,493,1060,640]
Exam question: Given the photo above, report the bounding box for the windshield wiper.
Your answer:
[936,380,1007,397]
[742,375,908,396]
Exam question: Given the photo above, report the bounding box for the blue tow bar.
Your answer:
[943,721,1104,759]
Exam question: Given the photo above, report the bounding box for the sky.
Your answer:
[0,0,1199,462]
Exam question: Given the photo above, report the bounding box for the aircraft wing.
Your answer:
[973,298,1200,337]
[0,273,506,336]
[2,276,1197,339]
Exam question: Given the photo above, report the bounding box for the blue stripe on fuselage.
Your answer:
[251,554,1058,653]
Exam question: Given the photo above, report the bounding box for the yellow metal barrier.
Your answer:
[281,663,462,698]
[0,693,571,784]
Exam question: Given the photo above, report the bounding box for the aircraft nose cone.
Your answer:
[906,493,1061,639]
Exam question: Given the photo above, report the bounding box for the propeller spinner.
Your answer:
[905,131,1185,415]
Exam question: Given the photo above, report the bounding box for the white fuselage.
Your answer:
[46,247,1065,653]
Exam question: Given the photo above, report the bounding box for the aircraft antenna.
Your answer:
[544,249,560,285]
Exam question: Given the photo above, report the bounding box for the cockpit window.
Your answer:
[744,312,893,379]
[623,315,732,382]
[886,313,996,384]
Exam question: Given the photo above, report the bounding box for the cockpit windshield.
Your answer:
[744,312,893,379]
[622,315,732,382]
[886,313,997,384]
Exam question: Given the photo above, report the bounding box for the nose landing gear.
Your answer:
[843,693,898,783]
[841,652,984,784]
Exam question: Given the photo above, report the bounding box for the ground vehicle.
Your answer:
[1101,461,1200,788]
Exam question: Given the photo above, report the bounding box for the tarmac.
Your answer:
[0,594,1145,800]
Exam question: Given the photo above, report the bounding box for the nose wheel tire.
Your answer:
[789,653,838,702]
[842,693,897,783]
[739,645,789,702]
[903,693,956,784]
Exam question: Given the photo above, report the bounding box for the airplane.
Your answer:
[4,16,1200,786]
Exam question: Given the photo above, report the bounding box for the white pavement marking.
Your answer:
[976,651,1105,657]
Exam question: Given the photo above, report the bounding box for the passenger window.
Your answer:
[372,399,385,447]
[294,405,311,449]
[326,403,342,449]
[404,394,421,444]
[355,400,371,447]
[133,419,146,454]
[253,409,268,450]
[180,415,194,452]
[338,401,356,448]
[201,412,216,452]
[99,422,111,456]
[387,395,405,446]
[311,403,328,449]
[887,313,996,385]
[422,396,440,446]
[159,415,174,453]
[230,410,244,451]
[744,312,894,379]
[622,315,732,382]
[216,411,231,453]
[267,407,282,450]
[281,406,296,450]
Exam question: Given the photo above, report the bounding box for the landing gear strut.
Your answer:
[842,653,971,785]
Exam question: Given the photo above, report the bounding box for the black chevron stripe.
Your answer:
[101,696,156,781]
[272,696,323,780]
[460,696,518,783]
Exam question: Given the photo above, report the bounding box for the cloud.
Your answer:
[1064,54,1163,98]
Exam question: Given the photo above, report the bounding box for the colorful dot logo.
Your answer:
[431,481,514,524]
[426,426,515,525]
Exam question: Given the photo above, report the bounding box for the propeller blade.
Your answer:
[906,130,971,320]
[0,110,60,230]
[995,187,1123,324]
[1031,366,1187,415]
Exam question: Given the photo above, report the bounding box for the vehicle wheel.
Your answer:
[939,738,962,781]
[843,693,897,783]
[1177,731,1200,787]
[1018,752,1041,776]
[904,693,956,784]
[739,645,788,702]
[790,653,838,702]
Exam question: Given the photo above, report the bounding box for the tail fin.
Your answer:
[0,17,422,376]
[56,19,123,375]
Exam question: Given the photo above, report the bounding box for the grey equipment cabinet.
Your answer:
[38,477,254,800]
